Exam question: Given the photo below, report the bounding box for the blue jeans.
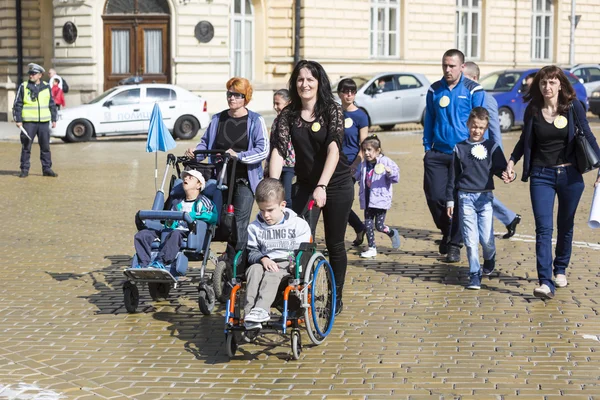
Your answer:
[493,197,517,226]
[458,191,496,274]
[529,165,584,292]
[280,167,295,208]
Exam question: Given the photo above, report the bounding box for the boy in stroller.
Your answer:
[133,169,218,270]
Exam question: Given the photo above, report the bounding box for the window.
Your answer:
[110,89,140,106]
[532,0,553,61]
[146,88,176,102]
[370,0,400,58]
[480,72,522,92]
[396,75,423,90]
[455,0,481,59]
[111,30,130,74]
[231,0,253,79]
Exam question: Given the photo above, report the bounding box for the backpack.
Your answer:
[62,78,69,93]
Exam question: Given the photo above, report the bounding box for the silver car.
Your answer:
[334,72,430,131]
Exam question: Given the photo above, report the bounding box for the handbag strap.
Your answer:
[570,102,584,136]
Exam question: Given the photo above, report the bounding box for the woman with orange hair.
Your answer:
[186,77,269,264]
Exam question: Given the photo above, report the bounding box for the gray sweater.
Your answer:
[247,209,311,265]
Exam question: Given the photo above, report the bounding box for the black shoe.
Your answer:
[503,214,521,239]
[43,169,58,177]
[352,230,366,247]
[482,257,496,275]
[438,242,448,255]
[18,170,28,178]
[334,299,343,316]
[445,245,461,263]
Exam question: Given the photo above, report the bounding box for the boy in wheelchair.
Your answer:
[134,169,218,270]
[243,178,311,330]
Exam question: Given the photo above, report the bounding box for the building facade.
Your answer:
[0,0,599,120]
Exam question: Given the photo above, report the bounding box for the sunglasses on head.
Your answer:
[226,91,245,99]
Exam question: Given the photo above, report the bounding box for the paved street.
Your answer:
[1,123,600,400]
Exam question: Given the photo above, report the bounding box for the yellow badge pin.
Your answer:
[344,118,353,129]
[553,115,568,129]
[439,96,450,108]
[374,163,386,174]
[311,122,321,132]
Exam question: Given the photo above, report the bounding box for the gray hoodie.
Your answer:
[247,208,312,265]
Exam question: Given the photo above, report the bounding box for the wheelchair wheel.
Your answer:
[123,282,139,313]
[198,285,216,315]
[213,261,231,304]
[291,330,301,360]
[225,333,237,358]
[303,252,336,345]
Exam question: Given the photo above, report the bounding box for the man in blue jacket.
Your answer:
[463,62,522,240]
[423,49,486,262]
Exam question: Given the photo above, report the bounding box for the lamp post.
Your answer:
[569,0,576,66]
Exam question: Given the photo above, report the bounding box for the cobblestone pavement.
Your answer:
[1,128,600,400]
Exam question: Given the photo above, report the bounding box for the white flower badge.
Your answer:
[471,143,488,160]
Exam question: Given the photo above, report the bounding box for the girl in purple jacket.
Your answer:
[354,135,401,258]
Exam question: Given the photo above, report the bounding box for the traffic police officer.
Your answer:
[13,63,58,178]
[423,49,486,262]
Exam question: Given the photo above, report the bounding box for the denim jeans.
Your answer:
[529,165,584,292]
[280,167,295,208]
[492,197,517,226]
[458,191,496,275]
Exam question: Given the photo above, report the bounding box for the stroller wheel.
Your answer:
[123,282,139,313]
[225,333,237,358]
[213,261,231,303]
[148,282,171,301]
[198,285,216,315]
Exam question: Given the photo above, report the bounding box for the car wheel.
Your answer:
[379,124,395,131]
[66,119,93,142]
[498,107,514,133]
[174,115,200,140]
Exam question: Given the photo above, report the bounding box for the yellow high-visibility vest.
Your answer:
[22,82,51,122]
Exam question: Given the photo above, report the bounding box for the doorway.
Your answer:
[102,0,170,91]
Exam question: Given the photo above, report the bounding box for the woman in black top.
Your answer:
[270,60,353,315]
[505,66,600,300]
[185,77,269,263]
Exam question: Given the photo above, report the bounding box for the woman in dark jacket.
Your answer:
[504,66,600,300]
[269,60,354,315]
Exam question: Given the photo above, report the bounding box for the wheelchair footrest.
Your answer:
[124,268,177,283]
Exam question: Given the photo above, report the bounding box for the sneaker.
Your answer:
[390,229,401,249]
[334,299,343,316]
[18,170,28,178]
[149,260,166,270]
[445,245,461,263]
[352,230,366,246]
[42,169,58,177]
[245,308,270,323]
[482,257,496,276]
[533,284,554,300]
[244,320,262,330]
[467,273,481,290]
[360,247,377,258]
[503,214,521,239]
[555,274,568,288]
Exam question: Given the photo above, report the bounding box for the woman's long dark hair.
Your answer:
[287,60,335,120]
[524,65,577,115]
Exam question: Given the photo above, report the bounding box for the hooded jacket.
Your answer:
[354,154,400,210]
[247,208,311,265]
[194,109,269,193]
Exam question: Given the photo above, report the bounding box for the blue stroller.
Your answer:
[123,150,238,315]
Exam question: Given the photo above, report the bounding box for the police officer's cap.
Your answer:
[27,63,45,75]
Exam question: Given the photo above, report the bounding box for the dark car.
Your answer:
[480,68,588,132]
[590,87,600,116]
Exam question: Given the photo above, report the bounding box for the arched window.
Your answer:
[231,0,253,79]
[105,0,169,14]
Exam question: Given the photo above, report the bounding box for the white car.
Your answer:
[51,83,210,142]
[569,64,600,98]
[333,72,430,130]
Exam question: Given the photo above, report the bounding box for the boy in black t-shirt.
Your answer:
[446,107,515,289]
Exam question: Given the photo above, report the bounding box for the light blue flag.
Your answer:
[146,103,176,152]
